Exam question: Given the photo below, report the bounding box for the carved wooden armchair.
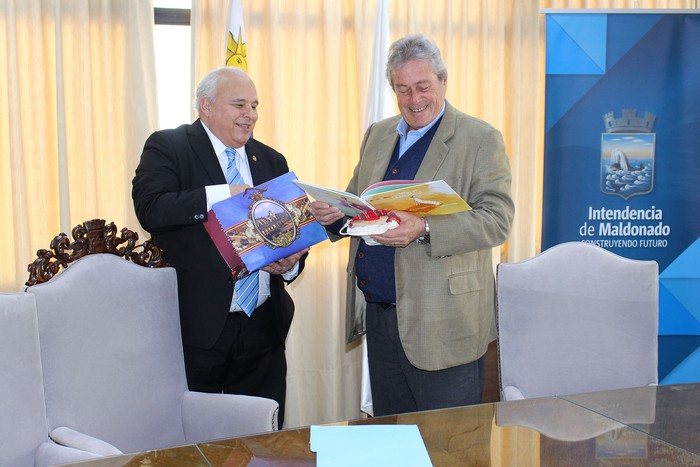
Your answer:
[23,219,279,458]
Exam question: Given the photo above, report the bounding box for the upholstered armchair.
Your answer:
[496,241,659,401]
[23,219,278,459]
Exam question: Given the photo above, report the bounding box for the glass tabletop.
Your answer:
[560,382,700,456]
[60,384,700,466]
[201,392,700,466]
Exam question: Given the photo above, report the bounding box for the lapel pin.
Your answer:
[252,155,257,162]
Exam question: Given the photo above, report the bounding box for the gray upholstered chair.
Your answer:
[24,219,278,457]
[0,293,103,466]
[496,241,659,401]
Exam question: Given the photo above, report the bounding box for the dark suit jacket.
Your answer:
[132,119,302,349]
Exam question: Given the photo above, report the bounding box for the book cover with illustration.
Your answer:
[293,179,471,217]
[204,171,328,279]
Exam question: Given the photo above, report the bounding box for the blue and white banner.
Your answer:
[542,10,700,383]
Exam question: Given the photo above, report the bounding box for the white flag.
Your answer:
[364,0,393,129]
[361,0,392,418]
[226,0,247,71]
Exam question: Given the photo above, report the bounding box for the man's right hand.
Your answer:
[309,201,345,226]
[229,183,250,197]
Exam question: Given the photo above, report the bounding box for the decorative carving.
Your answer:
[26,219,168,286]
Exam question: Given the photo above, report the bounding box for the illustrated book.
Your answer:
[204,171,328,279]
[293,179,471,218]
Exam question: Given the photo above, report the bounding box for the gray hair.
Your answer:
[194,66,248,115]
[385,34,447,87]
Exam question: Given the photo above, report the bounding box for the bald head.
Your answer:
[196,66,259,148]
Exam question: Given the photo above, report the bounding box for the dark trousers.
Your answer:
[183,303,287,428]
[366,302,484,417]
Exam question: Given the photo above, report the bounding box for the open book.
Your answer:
[293,179,471,217]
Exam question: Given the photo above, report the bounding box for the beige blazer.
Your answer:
[343,101,514,371]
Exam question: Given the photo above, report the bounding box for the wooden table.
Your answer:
[64,383,700,466]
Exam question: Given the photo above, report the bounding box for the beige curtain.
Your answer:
[0,0,157,292]
[190,0,697,428]
[3,0,696,430]
[191,0,543,428]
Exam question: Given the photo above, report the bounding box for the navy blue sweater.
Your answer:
[355,119,441,304]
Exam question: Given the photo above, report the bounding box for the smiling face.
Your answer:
[201,72,258,148]
[390,59,447,131]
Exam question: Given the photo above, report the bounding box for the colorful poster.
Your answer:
[542,11,700,383]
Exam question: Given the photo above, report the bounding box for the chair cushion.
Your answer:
[50,427,122,456]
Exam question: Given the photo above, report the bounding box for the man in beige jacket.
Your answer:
[310,34,514,416]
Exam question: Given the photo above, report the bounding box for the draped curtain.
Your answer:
[191,0,546,427]
[1,0,694,429]
[192,0,696,428]
[0,0,157,291]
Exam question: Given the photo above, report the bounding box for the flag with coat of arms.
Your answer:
[226,0,247,70]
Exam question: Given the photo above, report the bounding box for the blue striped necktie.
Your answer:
[225,147,259,316]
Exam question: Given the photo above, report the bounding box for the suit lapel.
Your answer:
[188,119,226,184]
[245,139,269,186]
[367,123,400,186]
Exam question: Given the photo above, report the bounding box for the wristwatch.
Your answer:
[417,218,431,245]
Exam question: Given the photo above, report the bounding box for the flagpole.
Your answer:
[360,0,393,418]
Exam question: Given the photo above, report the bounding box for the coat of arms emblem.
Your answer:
[601,109,656,200]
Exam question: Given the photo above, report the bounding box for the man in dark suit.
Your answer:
[132,66,307,428]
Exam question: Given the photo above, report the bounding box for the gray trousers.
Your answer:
[365,302,484,417]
